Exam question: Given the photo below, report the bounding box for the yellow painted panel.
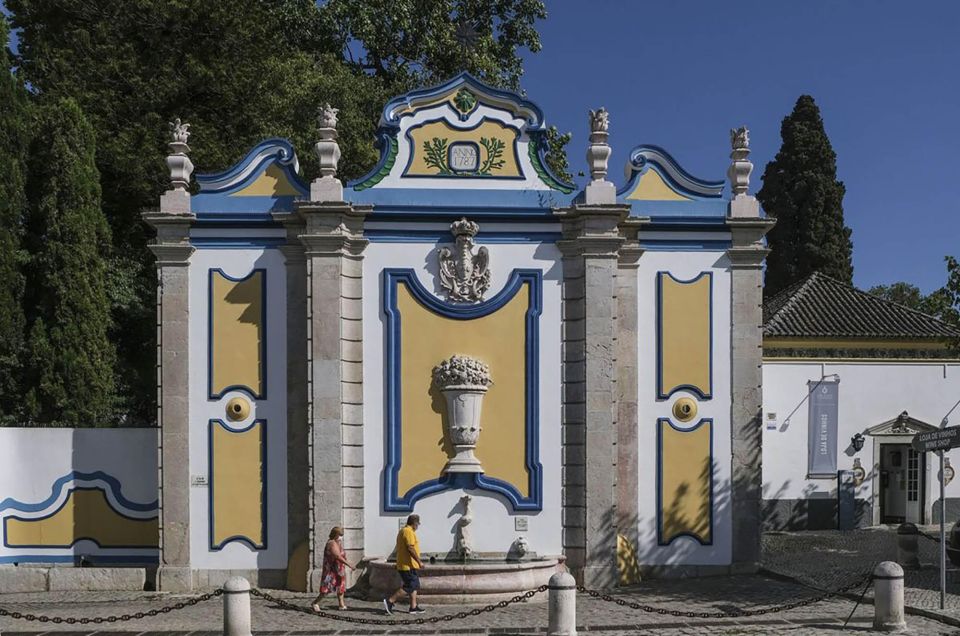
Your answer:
[406,120,521,177]
[211,421,264,547]
[211,270,263,397]
[232,163,302,197]
[5,490,157,548]
[626,169,691,201]
[659,273,711,397]
[659,420,712,544]
[397,282,528,495]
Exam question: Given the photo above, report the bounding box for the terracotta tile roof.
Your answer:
[762,272,960,339]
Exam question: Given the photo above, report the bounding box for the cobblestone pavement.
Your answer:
[4,528,960,634]
[1,571,956,635]
[762,523,960,620]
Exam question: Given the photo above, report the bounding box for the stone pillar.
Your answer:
[143,208,195,591]
[274,212,310,586]
[615,227,643,583]
[727,204,775,572]
[559,205,628,588]
[298,202,369,591]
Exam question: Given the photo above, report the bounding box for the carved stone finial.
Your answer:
[319,104,339,130]
[166,117,193,192]
[589,107,609,134]
[584,107,616,203]
[727,125,753,198]
[312,104,343,200]
[437,217,490,303]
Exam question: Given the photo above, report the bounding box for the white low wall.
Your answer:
[0,427,158,564]
[763,360,960,527]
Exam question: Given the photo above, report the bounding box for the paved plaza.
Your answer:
[3,526,960,634]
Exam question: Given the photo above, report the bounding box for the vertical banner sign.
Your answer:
[808,380,839,476]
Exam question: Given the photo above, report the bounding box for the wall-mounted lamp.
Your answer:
[851,432,865,453]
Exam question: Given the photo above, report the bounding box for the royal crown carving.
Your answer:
[438,218,491,303]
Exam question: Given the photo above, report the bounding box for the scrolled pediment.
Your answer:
[865,414,938,436]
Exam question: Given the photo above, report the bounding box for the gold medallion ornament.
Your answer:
[226,396,251,421]
[672,397,698,423]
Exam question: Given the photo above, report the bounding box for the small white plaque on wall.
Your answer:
[766,413,778,430]
[514,517,529,532]
[190,475,208,488]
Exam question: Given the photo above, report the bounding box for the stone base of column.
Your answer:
[307,568,325,594]
[156,566,193,592]
[579,563,618,590]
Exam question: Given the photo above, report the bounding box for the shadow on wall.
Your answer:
[596,457,729,587]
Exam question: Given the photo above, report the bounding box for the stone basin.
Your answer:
[366,556,566,604]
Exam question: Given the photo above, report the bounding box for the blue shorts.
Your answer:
[399,569,421,593]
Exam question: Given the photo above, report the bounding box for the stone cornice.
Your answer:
[148,243,194,266]
[296,202,371,257]
[556,204,629,258]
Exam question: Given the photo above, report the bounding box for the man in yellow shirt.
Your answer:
[384,514,425,614]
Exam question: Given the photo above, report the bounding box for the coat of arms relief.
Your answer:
[437,218,490,303]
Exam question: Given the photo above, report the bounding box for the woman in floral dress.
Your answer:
[311,526,355,611]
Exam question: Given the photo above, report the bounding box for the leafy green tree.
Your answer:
[0,17,29,423]
[758,95,854,297]
[8,0,562,423]
[21,98,117,426]
[867,282,925,310]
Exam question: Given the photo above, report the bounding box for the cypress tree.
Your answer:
[22,98,117,426]
[758,95,854,297]
[0,17,29,423]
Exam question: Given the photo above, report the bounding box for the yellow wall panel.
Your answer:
[210,420,265,548]
[232,164,303,197]
[406,120,521,177]
[5,490,157,548]
[658,419,712,545]
[626,169,692,201]
[658,272,712,398]
[397,282,528,495]
[210,270,264,397]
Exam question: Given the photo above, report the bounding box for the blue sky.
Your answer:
[521,1,960,293]
[5,2,958,292]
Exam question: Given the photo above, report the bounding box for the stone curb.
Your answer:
[0,567,147,593]
[759,566,960,629]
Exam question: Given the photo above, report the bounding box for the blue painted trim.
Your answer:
[401,117,525,181]
[0,471,158,513]
[619,145,725,199]
[192,195,301,215]
[193,219,284,230]
[365,229,561,244]
[382,269,543,512]
[380,72,545,129]
[347,187,573,216]
[195,138,307,195]
[0,554,158,565]
[191,238,287,249]
[626,199,729,218]
[348,128,401,190]
[639,239,731,251]
[656,418,714,547]
[656,271,713,400]
[208,419,268,551]
[1,472,159,550]
[644,217,729,229]
[207,268,267,401]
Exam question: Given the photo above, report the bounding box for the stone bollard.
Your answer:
[873,561,906,632]
[223,576,253,636]
[896,522,920,569]
[547,571,577,636]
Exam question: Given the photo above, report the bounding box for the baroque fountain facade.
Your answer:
[139,73,771,596]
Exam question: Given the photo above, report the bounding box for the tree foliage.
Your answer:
[21,98,117,426]
[7,0,559,425]
[758,95,854,297]
[0,17,29,423]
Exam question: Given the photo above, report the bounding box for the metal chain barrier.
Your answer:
[0,589,222,624]
[919,528,943,543]
[249,585,545,625]
[576,571,874,619]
